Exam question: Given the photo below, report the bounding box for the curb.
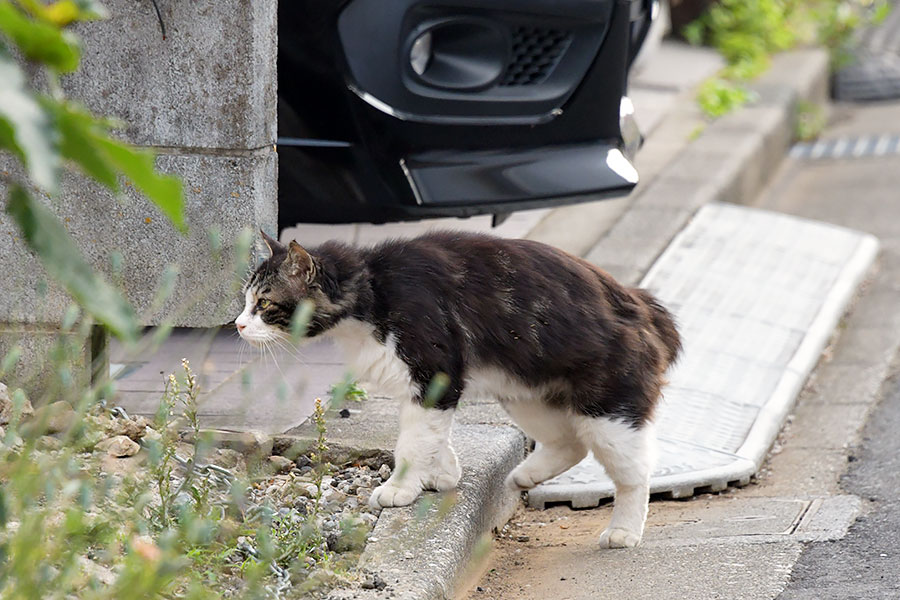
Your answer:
[332,426,524,600]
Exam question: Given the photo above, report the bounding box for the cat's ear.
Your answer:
[286,240,316,281]
[260,229,284,257]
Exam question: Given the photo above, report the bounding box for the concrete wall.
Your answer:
[0,0,278,392]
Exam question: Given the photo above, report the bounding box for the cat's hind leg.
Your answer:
[577,417,656,549]
[502,401,587,491]
[369,400,461,509]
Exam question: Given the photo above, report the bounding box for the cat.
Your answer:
[235,230,680,548]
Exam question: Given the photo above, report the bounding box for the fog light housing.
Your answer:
[407,20,507,91]
[410,31,432,76]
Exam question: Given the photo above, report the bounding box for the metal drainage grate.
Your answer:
[500,26,572,86]
[527,203,878,509]
[789,134,900,161]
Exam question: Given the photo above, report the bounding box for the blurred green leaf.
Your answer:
[96,136,186,232]
[0,1,80,72]
[6,185,140,341]
[16,0,108,25]
[0,46,59,192]
[53,101,118,188]
[50,101,187,232]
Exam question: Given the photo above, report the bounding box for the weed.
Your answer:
[329,378,369,405]
[697,78,754,118]
[794,100,828,141]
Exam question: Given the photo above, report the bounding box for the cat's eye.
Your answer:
[258,299,271,309]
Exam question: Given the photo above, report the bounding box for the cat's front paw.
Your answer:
[505,464,543,491]
[598,527,642,549]
[368,482,422,508]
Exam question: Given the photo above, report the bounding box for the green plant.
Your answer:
[684,0,891,118]
[697,78,754,118]
[328,378,369,405]
[794,100,827,141]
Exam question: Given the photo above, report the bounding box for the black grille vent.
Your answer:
[500,27,573,86]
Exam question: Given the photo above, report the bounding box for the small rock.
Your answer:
[361,574,386,590]
[105,415,149,441]
[96,435,140,458]
[0,383,33,425]
[212,448,246,471]
[36,436,62,451]
[77,556,116,586]
[296,455,312,468]
[297,483,320,498]
[339,408,351,418]
[97,452,145,476]
[267,455,294,474]
[378,464,391,481]
[293,497,310,515]
[516,535,530,542]
[142,426,162,442]
[30,401,75,434]
[324,488,347,503]
[187,429,273,456]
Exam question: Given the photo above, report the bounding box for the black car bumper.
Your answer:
[278,0,654,226]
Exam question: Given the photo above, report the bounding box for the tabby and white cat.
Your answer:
[235,231,680,548]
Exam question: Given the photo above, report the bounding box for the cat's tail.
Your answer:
[635,289,682,367]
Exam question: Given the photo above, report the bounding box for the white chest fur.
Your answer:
[326,319,418,399]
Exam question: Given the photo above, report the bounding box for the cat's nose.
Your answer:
[236,324,246,333]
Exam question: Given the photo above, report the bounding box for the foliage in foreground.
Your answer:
[684,0,891,118]
[0,353,378,599]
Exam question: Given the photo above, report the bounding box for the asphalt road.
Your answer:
[778,372,900,599]
[754,101,900,599]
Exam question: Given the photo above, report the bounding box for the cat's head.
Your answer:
[235,231,339,346]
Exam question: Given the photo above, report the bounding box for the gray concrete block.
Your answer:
[0,150,277,328]
[524,196,631,258]
[714,104,794,173]
[663,128,768,205]
[345,424,525,600]
[64,0,276,150]
[759,48,831,107]
[0,325,91,402]
[585,205,695,283]
[632,172,720,211]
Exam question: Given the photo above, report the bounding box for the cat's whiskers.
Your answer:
[268,333,304,362]
[261,337,289,381]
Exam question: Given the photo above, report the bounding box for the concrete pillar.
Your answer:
[0,0,278,397]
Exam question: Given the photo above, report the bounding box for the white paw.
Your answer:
[421,448,461,491]
[598,527,642,549]
[429,469,461,491]
[368,482,422,508]
[505,466,541,491]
